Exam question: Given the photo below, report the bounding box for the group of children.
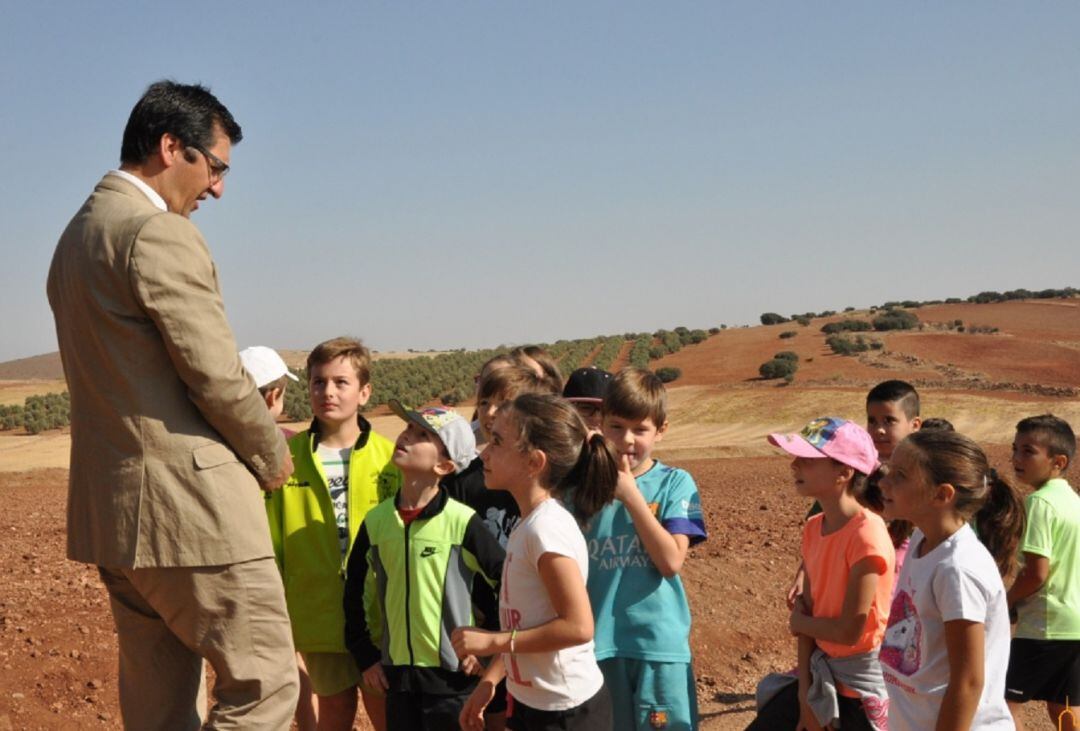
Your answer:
[239,340,706,731]
[238,338,1078,731]
[745,380,1079,731]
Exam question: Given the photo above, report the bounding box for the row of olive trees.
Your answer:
[0,392,71,434]
[281,327,716,420]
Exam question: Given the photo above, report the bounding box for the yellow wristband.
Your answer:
[509,629,517,655]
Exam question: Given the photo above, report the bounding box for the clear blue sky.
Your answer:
[2,3,1078,362]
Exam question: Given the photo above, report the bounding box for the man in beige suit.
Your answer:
[47,81,299,729]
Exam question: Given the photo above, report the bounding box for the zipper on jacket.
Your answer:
[403,520,415,665]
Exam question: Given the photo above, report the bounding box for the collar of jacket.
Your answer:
[395,485,450,521]
[307,413,373,452]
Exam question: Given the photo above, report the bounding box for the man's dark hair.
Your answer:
[120,80,242,165]
[866,379,920,419]
[1016,414,1076,471]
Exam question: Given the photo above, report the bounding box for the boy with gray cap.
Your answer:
[344,402,505,731]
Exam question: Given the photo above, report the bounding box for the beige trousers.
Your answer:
[99,557,299,730]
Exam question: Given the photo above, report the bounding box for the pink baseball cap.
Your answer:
[767,417,879,475]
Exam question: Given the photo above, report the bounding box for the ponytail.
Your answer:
[905,430,1027,578]
[506,393,617,525]
[561,432,618,524]
[972,468,1026,578]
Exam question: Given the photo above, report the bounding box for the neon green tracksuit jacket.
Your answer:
[265,415,402,653]
[343,488,505,693]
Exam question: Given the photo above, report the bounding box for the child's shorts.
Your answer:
[598,657,698,731]
[1005,638,1080,704]
[300,651,364,697]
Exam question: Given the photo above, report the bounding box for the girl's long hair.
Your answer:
[506,393,617,524]
[905,430,1026,577]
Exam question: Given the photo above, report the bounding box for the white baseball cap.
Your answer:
[239,346,300,389]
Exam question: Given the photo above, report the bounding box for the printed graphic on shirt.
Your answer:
[881,589,921,676]
[589,532,655,570]
[317,445,351,557]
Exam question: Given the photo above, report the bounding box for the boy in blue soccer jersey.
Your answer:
[586,367,707,731]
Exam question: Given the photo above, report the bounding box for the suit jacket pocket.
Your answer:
[192,442,241,470]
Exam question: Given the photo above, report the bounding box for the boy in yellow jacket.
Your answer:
[266,337,402,731]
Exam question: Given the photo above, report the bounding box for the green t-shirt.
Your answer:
[1016,478,1080,639]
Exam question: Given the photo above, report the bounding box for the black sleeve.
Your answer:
[343,521,381,670]
[463,514,505,591]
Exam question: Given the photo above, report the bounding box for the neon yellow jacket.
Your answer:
[265,416,402,653]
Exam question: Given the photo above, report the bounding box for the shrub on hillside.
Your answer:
[779,331,797,339]
[821,319,873,334]
[844,306,856,312]
[826,334,881,355]
[774,351,799,362]
[796,316,811,327]
[872,309,919,331]
[708,327,721,335]
[759,358,798,380]
[760,312,789,326]
[656,367,682,383]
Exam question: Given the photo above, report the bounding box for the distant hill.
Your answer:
[0,353,64,380]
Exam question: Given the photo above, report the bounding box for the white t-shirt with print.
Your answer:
[881,524,1013,731]
[316,443,351,558]
[500,498,604,711]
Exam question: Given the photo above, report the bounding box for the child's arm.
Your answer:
[795,632,824,731]
[613,456,690,577]
[1006,552,1049,610]
[459,659,508,731]
[934,619,985,731]
[451,551,594,657]
[789,556,882,646]
[342,522,387,690]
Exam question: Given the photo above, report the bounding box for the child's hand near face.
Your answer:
[614,453,639,503]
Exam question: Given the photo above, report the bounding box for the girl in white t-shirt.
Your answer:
[451,393,618,731]
[878,430,1025,731]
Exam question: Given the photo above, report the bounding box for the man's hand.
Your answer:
[260,451,294,492]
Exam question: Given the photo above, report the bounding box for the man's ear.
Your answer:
[1051,453,1069,477]
[911,417,923,431]
[158,132,186,169]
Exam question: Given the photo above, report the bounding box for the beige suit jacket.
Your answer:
[46,174,289,568]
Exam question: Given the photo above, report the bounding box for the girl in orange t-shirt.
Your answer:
[748,417,894,731]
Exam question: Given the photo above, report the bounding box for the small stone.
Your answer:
[97,712,111,722]
[87,679,102,690]
[10,693,24,700]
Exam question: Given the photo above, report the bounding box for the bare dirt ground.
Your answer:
[0,445,1060,729]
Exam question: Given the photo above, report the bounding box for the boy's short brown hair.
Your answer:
[477,364,549,402]
[604,367,667,426]
[1016,414,1076,472]
[306,337,372,385]
[257,375,289,397]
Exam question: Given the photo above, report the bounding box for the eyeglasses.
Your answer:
[190,144,230,182]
